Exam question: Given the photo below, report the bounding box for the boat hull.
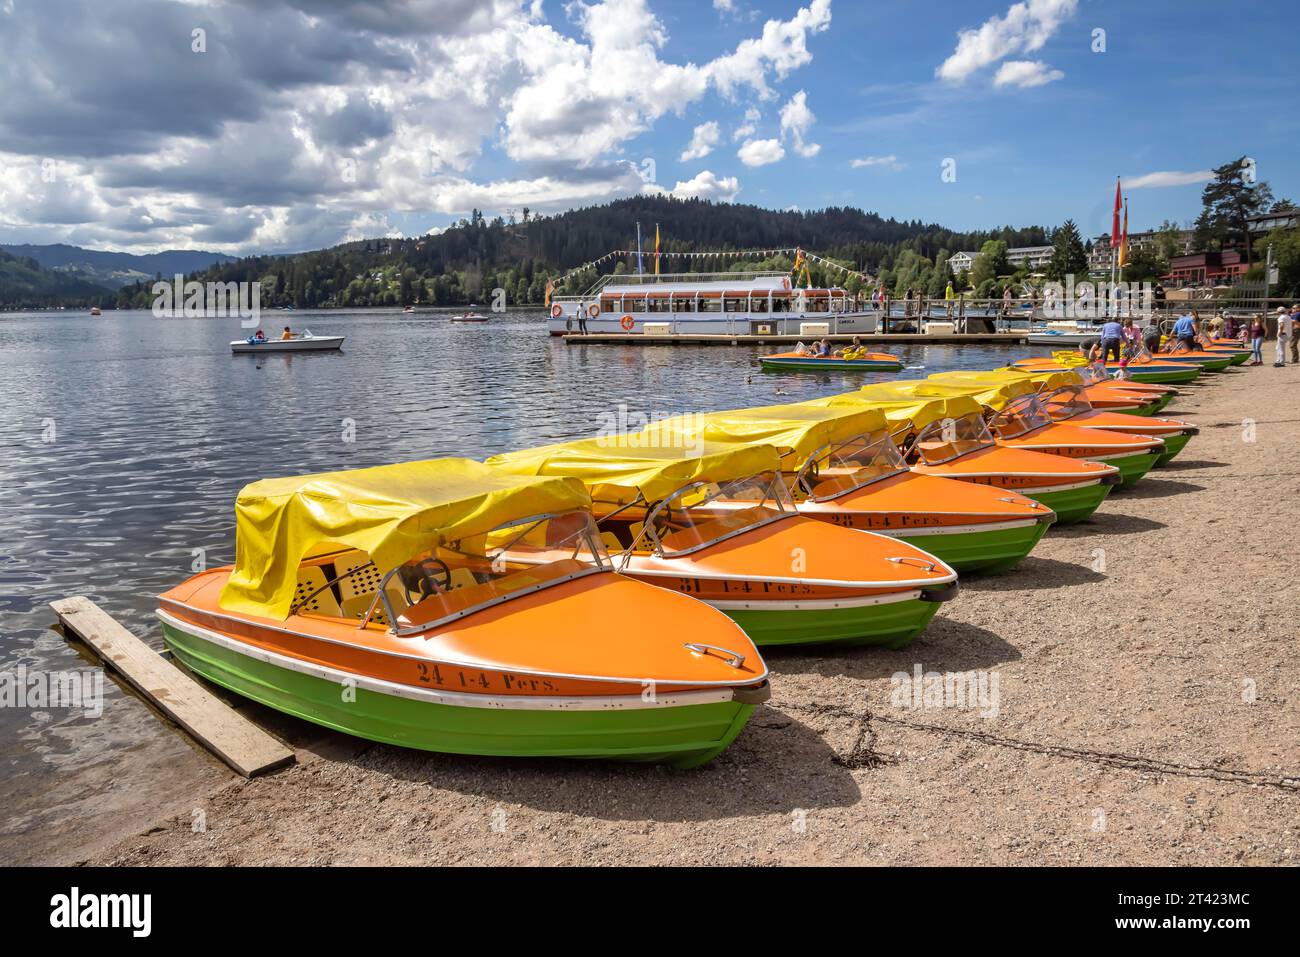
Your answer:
[162,619,758,769]
[717,587,954,649]
[1023,481,1113,524]
[890,519,1051,574]
[759,354,903,372]
[231,336,345,353]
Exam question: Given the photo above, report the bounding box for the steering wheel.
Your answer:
[407,557,452,601]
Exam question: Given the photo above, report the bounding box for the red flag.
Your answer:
[1110,177,1122,248]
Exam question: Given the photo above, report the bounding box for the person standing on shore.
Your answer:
[1171,310,1198,352]
[1274,306,1290,367]
[944,280,955,318]
[576,302,589,335]
[1100,316,1123,362]
[1289,304,1300,364]
[1249,314,1266,365]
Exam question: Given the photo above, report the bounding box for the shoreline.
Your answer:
[21,365,1300,866]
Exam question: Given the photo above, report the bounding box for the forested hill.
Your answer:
[0,249,113,308]
[122,196,1050,309]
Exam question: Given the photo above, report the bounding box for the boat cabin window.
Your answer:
[600,296,620,314]
[625,297,647,313]
[672,295,696,313]
[1040,385,1093,421]
[751,295,768,313]
[771,296,790,313]
[646,296,670,313]
[990,395,1053,439]
[698,296,722,313]
[795,430,908,501]
[724,296,746,312]
[912,414,995,465]
[638,471,793,558]
[292,511,612,636]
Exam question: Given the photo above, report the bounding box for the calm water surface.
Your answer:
[0,307,1023,857]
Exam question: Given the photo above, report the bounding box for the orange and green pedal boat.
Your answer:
[1036,383,1197,467]
[916,375,1164,486]
[641,401,1054,574]
[1014,351,1202,385]
[487,438,957,649]
[804,386,1121,524]
[157,459,770,768]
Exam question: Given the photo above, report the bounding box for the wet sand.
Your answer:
[61,363,1300,864]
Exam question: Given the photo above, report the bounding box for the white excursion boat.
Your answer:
[546,271,882,337]
[231,330,345,353]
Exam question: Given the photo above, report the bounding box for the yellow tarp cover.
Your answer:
[799,382,983,431]
[916,372,1039,410]
[486,437,782,503]
[219,458,591,619]
[990,367,1085,391]
[640,402,888,469]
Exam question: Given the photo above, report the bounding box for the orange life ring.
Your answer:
[587,303,600,319]
[620,315,635,331]
[550,304,562,318]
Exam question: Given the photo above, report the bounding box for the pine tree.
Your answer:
[1046,220,1088,282]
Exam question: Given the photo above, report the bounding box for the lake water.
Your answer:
[0,307,1025,860]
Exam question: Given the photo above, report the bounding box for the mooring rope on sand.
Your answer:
[777,701,1300,793]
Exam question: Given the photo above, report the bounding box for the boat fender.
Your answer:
[918,580,960,603]
[586,303,600,319]
[1101,473,1123,487]
[731,680,773,705]
[620,315,635,331]
[550,304,563,319]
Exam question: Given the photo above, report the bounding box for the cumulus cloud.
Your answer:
[737,138,785,167]
[680,121,721,161]
[663,170,741,201]
[992,59,1064,88]
[936,0,1076,84]
[733,106,761,140]
[0,0,833,253]
[778,89,820,157]
[1124,170,1214,189]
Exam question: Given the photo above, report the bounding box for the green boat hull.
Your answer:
[1153,430,1192,466]
[894,519,1051,575]
[1125,366,1200,384]
[1104,450,1162,486]
[162,622,755,769]
[1024,482,1111,524]
[721,590,950,650]
[759,357,903,372]
[1186,355,1232,372]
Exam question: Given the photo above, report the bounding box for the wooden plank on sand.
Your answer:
[50,596,295,778]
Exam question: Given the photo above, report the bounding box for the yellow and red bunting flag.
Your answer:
[654,224,660,275]
[1110,177,1122,248]
[1118,200,1129,267]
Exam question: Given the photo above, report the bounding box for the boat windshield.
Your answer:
[1040,385,1093,421]
[639,471,793,558]
[912,413,995,465]
[378,510,612,635]
[794,429,908,501]
[990,394,1054,439]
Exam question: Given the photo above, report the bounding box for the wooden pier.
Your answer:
[562,332,1029,346]
[51,597,295,778]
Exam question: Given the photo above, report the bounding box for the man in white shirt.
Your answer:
[1274,307,1290,367]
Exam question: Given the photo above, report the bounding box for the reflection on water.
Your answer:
[0,307,1021,859]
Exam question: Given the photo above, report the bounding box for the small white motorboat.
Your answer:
[450,312,489,323]
[231,330,345,353]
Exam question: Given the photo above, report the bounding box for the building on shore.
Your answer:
[946,245,1052,276]
[1165,250,1249,287]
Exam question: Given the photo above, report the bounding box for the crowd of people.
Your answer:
[1074,305,1299,368]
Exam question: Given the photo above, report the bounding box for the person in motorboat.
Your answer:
[816,339,832,357]
[253,329,267,342]
[281,326,294,341]
[1120,318,1140,354]
[1115,357,1131,381]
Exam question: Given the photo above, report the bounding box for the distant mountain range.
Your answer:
[0,243,236,290]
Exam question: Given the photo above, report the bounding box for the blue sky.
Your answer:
[1,0,1295,253]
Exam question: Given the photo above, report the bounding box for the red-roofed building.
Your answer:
[1164,250,1249,287]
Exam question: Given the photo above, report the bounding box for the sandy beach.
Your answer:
[60,362,1300,866]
